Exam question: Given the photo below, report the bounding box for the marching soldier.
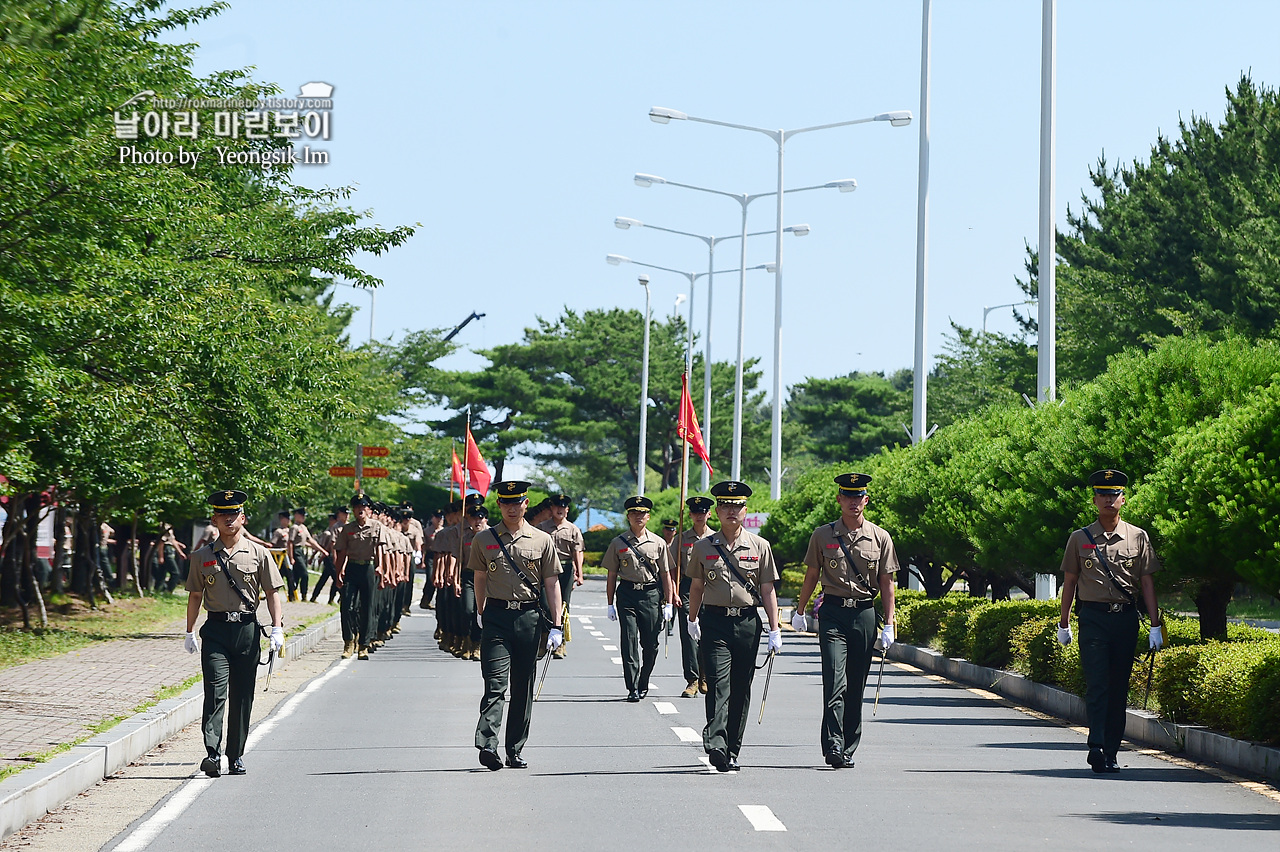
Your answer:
[671,496,715,697]
[420,509,443,610]
[456,502,490,660]
[602,496,674,701]
[1057,469,1164,774]
[287,508,328,604]
[401,503,426,617]
[310,507,344,603]
[432,501,464,653]
[470,481,563,770]
[334,494,391,660]
[184,490,284,777]
[686,481,782,772]
[159,523,188,593]
[791,473,899,769]
[537,494,584,659]
[661,518,678,547]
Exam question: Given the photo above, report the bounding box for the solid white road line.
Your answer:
[653,702,678,715]
[671,726,700,743]
[738,805,786,831]
[114,658,352,852]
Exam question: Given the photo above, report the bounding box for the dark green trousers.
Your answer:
[617,583,661,692]
[1078,605,1140,757]
[475,603,541,755]
[341,560,376,646]
[818,599,877,759]
[199,618,260,760]
[677,576,701,683]
[701,607,761,759]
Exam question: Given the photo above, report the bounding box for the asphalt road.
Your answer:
[101,578,1280,851]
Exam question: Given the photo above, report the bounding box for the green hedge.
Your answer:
[901,595,1280,745]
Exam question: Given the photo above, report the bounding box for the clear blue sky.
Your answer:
[180,0,1280,437]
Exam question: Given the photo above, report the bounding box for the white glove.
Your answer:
[269,626,284,653]
[790,611,807,633]
[877,624,894,651]
[184,631,199,654]
[687,618,700,641]
[607,604,618,621]
[767,629,782,652]
[1149,625,1163,650]
[1057,624,1073,646]
[547,628,564,651]
[663,603,674,622]
[476,611,483,629]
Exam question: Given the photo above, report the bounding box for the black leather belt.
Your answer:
[486,599,540,611]
[622,581,658,591]
[823,595,875,610]
[347,559,373,566]
[207,610,255,623]
[702,604,756,618]
[1079,600,1135,613]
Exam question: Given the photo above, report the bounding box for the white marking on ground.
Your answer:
[671,726,700,742]
[116,658,353,851]
[610,656,623,664]
[738,805,786,831]
[654,702,678,715]
[603,644,618,651]
[590,631,606,637]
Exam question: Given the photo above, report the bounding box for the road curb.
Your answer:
[0,611,342,841]
[887,642,1280,782]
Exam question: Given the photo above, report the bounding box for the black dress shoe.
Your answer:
[505,753,528,769]
[626,690,640,702]
[825,752,844,769]
[228,758,246,775]
[708,750,730,772]
[637,688,649,700]
[1088,747,1106,774]
[478,748,503,771]
[727,757,740,772]
[1103,755,1121,773]
[199,755,221,778]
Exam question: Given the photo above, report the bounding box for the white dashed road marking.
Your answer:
[603,644,618,651]
[653,702,678,715]
[611,656,623,664]
[671,726,700,743]
[738,805,786,831]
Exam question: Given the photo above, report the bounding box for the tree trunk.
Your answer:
[21,495,48,629]
[910,559,958,599]
[1,501,20,607]
[964,568,990,599]
[129,512,145,597]
[50,502,67,594]
[1193,574,1235,641]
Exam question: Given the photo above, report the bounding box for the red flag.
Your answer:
[450,446,465,494]
[465,426,491,497]
[677,373,713,477]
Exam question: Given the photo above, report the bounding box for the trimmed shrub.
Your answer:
[1245,654,1280,743]
[939,603,989,658]
[897,593,986,647]
[966,600,1063,668]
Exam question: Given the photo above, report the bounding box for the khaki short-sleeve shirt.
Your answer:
[334,520,389,563]
[432,524,460,557]
[803,518,899,600]
[468,522,561,601]
[1060,519,1160,604]
[670,526,716,576]
[406,525,424,552]
[689,530,779,608]
[537,519,585,564]
[600,529,671,584]
[289,523,311,552]
[460,523,489,572]
[270,527,289,549]
[186,537,284,612]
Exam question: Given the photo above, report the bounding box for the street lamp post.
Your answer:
[634,173,852,482]
[650,106,911,498]
[637,274,651,496]
[983,301,1037,334]
[333,281,375,343]
[607,255,775,493]
[613,216,810,490]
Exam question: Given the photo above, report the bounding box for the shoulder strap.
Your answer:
[1080,527,1135,604]
[828,523,878,600]
[213,548,265,633]
[710,538,763,606]
[490,528,554,623]
[623,533,660,583]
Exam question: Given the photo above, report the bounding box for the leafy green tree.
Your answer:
[783,371,910,466]
[927,324,1037,430]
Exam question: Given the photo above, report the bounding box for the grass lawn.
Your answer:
[1161,586,1280,621]
[0,592,190,671]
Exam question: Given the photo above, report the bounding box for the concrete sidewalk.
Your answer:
[0,595,338,775]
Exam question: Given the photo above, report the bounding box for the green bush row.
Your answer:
[895,595,1280,744]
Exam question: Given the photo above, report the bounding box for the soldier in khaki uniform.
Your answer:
[287,508,328,604]
[420,508,443,610]
[310,508,344,604]
[334,494,391,659]
[184,490,285,778]
[661,518,678,546]
[1057,469,1164,774]
[686,481,782,772]
[469,481,563,770]
[602,496,674,701]
[792,473,899,769]
[537,494,584,659]
[671,496,715,697]
[457,503,490,660]
[431,501,463,653]
[401,503,425,617]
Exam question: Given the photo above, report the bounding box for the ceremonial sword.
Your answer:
[872,647,887,716]
[757,649,777,724]
[534,647,554,701]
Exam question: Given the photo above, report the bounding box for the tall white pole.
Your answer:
[368,290,376,342]
[1037,0,1057,402]
[702,242,714,492]
[682,272,695,496]
[770,134,786,499]
[638,278,651,496]
[912,0,932,445]
[732,201,749,482]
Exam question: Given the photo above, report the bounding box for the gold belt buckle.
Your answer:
[506,600,522,610]
[726,606,742,617]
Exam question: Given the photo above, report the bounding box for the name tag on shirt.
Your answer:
[741,556,759,562]
[486,545,500,550]
[618,548,630,553]
[1082,544,1097,550]
[825,543,840,549]
[706,554,720,561]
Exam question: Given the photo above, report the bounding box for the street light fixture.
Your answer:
[612,215,810,489]
[608,255,775,494]
[634,173,853,481]
[649,106,911,498]
[333,281,375,343]
[983,300,1036,334]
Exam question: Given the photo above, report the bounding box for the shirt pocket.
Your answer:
[857,547,881,572]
